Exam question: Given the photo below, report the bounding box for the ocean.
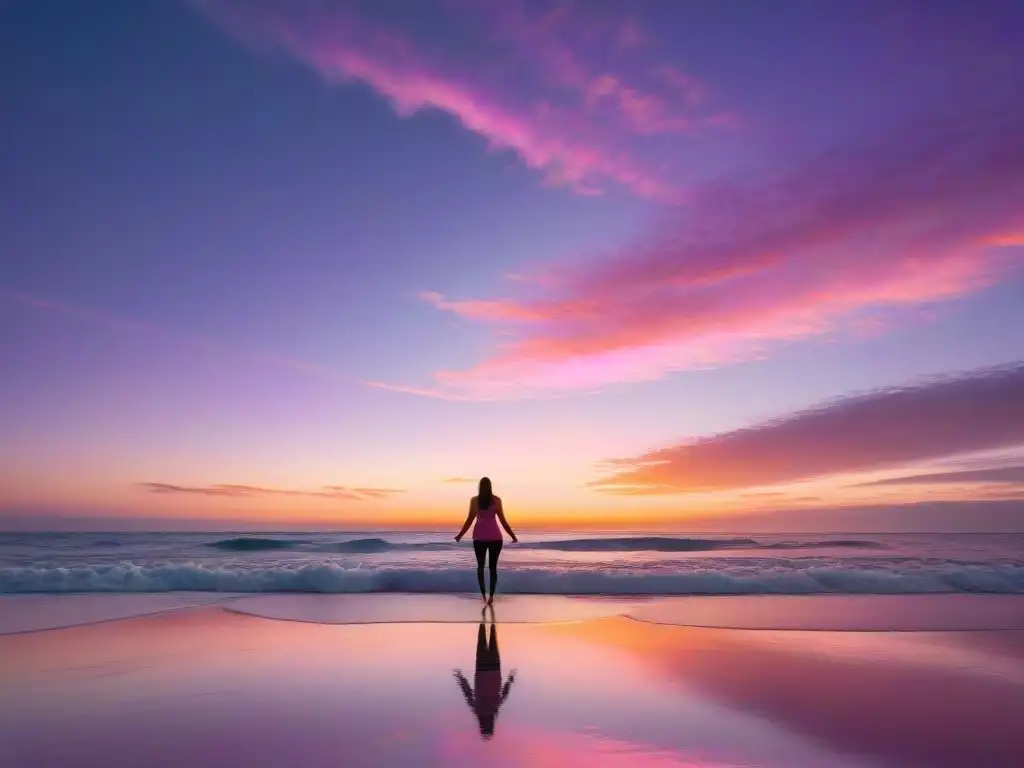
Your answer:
[2,531,1023,595]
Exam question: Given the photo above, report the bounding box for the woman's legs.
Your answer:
[473,541,488,600]
[487,541,503,601]
[473,540,505,602]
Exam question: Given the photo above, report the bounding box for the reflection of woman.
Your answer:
[454,477,518,604]
[453,618,516,739]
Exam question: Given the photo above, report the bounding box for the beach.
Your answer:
[3,593,1024,767]
[6,2,1024,765]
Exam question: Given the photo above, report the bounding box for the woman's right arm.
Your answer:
[455,499,476,541]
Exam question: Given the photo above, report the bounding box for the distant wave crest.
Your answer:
[761,539,883,550]
[208,537,297,551]
[1,562,1020,595]
[528,537,754,552]
[323,538,424,553]
[524,537,881,552]
[204,535,885,554]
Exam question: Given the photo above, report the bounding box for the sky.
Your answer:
[1,0,1023,532]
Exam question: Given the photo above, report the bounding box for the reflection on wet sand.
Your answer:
[4,603,1023,766]
[453,607,516,739]
[549,619,1024,768]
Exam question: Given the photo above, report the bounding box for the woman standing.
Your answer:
[455,477,518,603]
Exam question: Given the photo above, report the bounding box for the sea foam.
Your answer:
[1,562,1021,595]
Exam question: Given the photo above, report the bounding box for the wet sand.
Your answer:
[2,596,1024,767]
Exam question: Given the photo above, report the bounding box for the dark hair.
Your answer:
[478,477,493,510]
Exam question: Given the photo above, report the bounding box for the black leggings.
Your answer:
[473,540,503,598]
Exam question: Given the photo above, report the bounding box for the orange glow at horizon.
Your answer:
[4,440,1023,530]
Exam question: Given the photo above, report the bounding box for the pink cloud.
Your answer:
[401,102,1024,398]
[592,363,1024,494]
[455,0,714,135]
[417,291,547,322]
[458,0,708,135]
[194,0,727,201]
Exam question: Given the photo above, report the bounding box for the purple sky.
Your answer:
[1,0,1023,531]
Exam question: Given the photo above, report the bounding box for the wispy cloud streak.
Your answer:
[193,0,727,201]
[404,100,1024,399]
[855,466,1024,487]
[139,482,403,501]
[592,363,1024,494]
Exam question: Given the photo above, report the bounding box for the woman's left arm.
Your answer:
[496,499,518,543]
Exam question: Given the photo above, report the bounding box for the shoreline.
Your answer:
[3,592,1024,636]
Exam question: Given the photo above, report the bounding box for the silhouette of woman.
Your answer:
[454,477,518,603]
[453,614,516,739]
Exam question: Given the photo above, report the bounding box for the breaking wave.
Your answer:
[2,562,1021,595]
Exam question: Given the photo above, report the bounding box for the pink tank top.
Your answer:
[472,499,502,541]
